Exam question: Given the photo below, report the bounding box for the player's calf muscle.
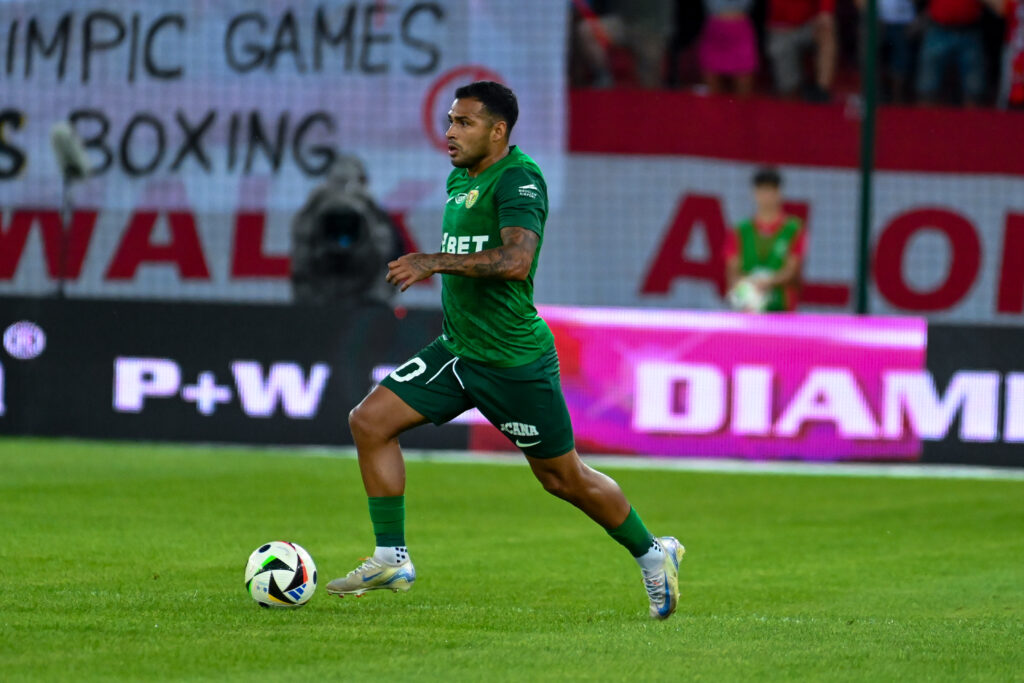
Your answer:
[528,454,630,528]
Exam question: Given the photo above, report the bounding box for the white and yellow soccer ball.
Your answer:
[244,541,317,608]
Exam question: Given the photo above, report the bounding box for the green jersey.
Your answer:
[735,216,803,312]
[438,146,554,367]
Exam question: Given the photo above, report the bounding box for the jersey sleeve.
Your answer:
[494,166,548,237]
[723,229,739,260]
[791,224,808,258]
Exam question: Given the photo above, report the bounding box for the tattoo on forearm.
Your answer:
[433,248,525,279]
[468,251,517,278]
[431,227,537,280]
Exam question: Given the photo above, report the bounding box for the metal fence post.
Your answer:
[856,0,879,315]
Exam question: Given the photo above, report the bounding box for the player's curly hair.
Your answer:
[454,81,519,137]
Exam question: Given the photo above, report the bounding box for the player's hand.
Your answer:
[386,253,436,292]
[749,275,773,292]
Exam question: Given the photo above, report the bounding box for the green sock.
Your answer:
[607,507,655,558]
[368,495,405,547]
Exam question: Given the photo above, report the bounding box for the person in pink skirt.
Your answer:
[699,0,760,97]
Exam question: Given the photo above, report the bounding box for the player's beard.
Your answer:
[449,141,487,169]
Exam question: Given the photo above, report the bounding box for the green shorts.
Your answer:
[380,338,575,459]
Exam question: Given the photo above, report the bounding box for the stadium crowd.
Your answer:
[570,0,1024,108]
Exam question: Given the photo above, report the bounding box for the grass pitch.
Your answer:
[2,438,1022,682]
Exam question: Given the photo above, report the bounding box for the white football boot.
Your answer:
[643,536,685,620]
[326,556,416,597]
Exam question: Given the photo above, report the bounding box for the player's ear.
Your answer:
[492,119,507,143]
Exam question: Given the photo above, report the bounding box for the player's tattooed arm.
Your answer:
[386,227,538,291]
[436,227,537,280]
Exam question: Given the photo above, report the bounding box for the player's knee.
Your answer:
[533,466,576,501]
[537,473,570,499]
[348,403,383,444]
[347,405,366,438]
[530,453,590,501]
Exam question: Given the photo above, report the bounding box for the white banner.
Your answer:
[394,156,1022,325]
[3,3,1024,328]
[0,0,566,299]
[530,156,1024,325]
[4,145,1024,324]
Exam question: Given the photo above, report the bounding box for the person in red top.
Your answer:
[917,0,1005,105]
[767,0,838,102]
[997,0,1024,108]
[724,168,806,312]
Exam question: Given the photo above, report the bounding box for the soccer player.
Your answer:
[326,81,684,619]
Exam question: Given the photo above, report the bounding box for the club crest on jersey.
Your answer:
[465,189,480,208]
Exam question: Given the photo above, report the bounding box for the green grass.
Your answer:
[1,438,1022,682]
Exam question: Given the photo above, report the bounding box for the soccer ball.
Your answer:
[244,541,317,608]
[727,277,768,313]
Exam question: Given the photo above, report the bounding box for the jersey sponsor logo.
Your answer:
[519,184,539,191]
[453,193,468,205]
[518,186,540,199]
[465,189,480,208]
[500,421,540,437]
[441,232,490,254]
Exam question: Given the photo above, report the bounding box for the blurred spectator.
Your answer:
[724,168,806,313]
[916,0,1005,105]
[569,0,1016,108]
[574,0,675,87]
[665,0,708,88]
[916,0,984,104]
[699,0,760,97]
[997,0,1024,107]
[767,0,838,101]
[856,0,920,103]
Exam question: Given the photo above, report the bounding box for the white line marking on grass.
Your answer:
[580,454,1024,481]
[270,446,1024,482]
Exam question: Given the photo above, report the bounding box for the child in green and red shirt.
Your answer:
[725,167,806,312]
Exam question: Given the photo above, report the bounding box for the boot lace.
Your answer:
[345,557,381,578]
[643,570,666,604]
